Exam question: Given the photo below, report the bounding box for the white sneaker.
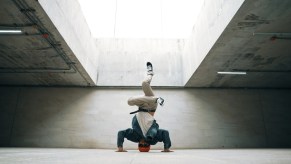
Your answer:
[147,62,153,72]
[157,97,165,106]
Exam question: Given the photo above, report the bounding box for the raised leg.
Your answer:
[142,74,154,96]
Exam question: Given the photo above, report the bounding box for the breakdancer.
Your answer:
[116,62,172,152]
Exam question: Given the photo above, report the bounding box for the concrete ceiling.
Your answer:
[0,0,94,86]
[1,0,291,88]
[185,0,291,88]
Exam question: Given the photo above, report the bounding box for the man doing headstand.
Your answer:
[116,62,172,152]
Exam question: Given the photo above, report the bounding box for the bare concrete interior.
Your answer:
[1,0,291,87]
[1,87,291,149]
[0,0,291,163]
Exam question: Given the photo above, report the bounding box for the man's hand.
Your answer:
[116,147,127,152]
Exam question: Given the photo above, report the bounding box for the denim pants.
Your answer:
[117,116,172,149]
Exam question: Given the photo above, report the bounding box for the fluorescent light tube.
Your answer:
[0,29,22,34]
[217,71,247,75]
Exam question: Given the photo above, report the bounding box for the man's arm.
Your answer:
[116,128,140,152]
[116,130,127,152]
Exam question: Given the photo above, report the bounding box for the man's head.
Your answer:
[138,140,150,152]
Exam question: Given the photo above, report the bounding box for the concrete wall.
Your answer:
[36,0,246,87]
[94,0,245,87]
[0,87,19,146]
[38,0,99,84]
[182,0,245,85]
[1,86,291,149]
[96,39,184,86]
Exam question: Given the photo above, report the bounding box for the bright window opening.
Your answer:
[78,0,204,38]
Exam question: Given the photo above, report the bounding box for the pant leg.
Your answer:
[127,96,158,109]
[142,74,154,96]
[117,128,141,147]
[145,121,159,142]
[127,74,158,109]
[150,129,172,149]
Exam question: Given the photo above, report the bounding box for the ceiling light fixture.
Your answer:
[0,29,22,34]
[217,71,247,75]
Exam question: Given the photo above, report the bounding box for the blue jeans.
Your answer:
[117,116,172,149]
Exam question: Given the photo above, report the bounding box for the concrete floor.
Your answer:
[0,148,291,164]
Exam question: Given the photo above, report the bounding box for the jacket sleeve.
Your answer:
[145,120,159,141]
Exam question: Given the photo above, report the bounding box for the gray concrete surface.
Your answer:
[2,0,291,88]
[0,0,97,86]
[182,0,244,85]
[1,87,291,149]
[39,0,99,84]
[185,0,291,88]
[96,39,184,86]
[95,0,245,87]
[0,148,291,164]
